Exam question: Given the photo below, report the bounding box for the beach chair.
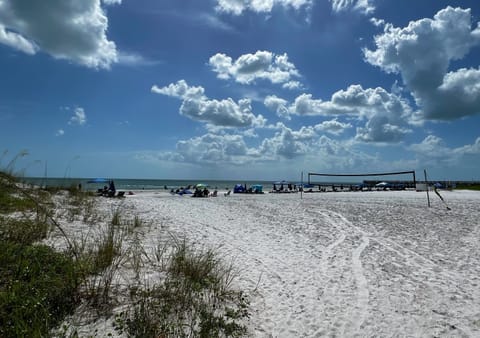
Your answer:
[116,191,125,198]
[224,190,231,196]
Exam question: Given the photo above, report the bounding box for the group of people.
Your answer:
[193,187,218,197]
[100,180,116,197]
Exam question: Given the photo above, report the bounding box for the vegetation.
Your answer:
[115,240,250,337]
[455,183,480,191]
[0,242,78,337]
[0,160,250,337]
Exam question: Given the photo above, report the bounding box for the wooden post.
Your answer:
[424,169,430,208]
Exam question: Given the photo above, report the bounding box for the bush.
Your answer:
[0,242,79,338]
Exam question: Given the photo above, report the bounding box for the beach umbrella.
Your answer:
[375,182,389,187]
[195,183,207,188]
[87,178,109,183]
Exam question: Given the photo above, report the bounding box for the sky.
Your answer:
[1,0,480,181]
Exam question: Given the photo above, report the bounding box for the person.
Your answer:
[108,180,116,197]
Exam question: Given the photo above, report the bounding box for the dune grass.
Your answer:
[115,239,250,337]
[0,168,250,337]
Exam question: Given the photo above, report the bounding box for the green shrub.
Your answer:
[0,242,79,338]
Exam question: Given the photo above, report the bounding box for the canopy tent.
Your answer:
[251,184,263,193]
[233,184,246,193]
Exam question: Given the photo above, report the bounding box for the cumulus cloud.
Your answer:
[55,129,65,137]
[215,0,312,15]
[0,0,118,69]
[172,133,250,164]
[282,85,414,142]
[314,119,352,135]
[264,95,290,119]
[410,135,480,167]
[209,51,301,88]
[150,122,377,173]
[152,80,265,128]
[68,107,87,126]
[364,6,480,120]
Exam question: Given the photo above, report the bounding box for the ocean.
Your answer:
[21,177,279,191]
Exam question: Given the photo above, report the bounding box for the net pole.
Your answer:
[424,169,430,208]
[300,171,303,200]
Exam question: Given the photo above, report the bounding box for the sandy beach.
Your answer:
[50,189,480,337]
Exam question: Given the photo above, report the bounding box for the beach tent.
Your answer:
[251,184,263,193]
[234,184,246,193]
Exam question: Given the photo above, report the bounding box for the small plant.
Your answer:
[0,242,79,338]
[134,215,143,228]
[111,208,122,226]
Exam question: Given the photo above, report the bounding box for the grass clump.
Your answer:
[0,242,79,338]
[115,239,250,338]
[0,217,50,245]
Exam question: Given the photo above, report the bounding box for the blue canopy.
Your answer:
[87,178,109,183]
[234,184,246,193]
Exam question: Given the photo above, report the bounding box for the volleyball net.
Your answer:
[306,170,417,191]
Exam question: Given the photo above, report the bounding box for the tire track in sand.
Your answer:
[307,208,371,337]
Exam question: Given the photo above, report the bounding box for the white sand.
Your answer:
[52,189,480,337]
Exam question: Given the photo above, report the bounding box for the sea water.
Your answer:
[21,177,277,191]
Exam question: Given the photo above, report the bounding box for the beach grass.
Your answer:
[0,169,250,337]
[115,239,249,337]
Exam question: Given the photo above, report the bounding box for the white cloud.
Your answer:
[410,135,480,168]
[0,25,37,54]
[314,119,352,135]
[0,0,118,69]
[364,6,480,120]
[117,52,161,67]
[152,80,205,100]
[285,85,414,143]
[149,123,378,173]
[55,129,65,136]
[68,107,87,126]
[215,0,312,15]
[264,95,290,119]
[330,0,375,14]
[209,51,301,88]
[369,17,384,27]
[152,80,265,128]
[157,133,251,164]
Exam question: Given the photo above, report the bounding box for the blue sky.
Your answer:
[1,0,479,181]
